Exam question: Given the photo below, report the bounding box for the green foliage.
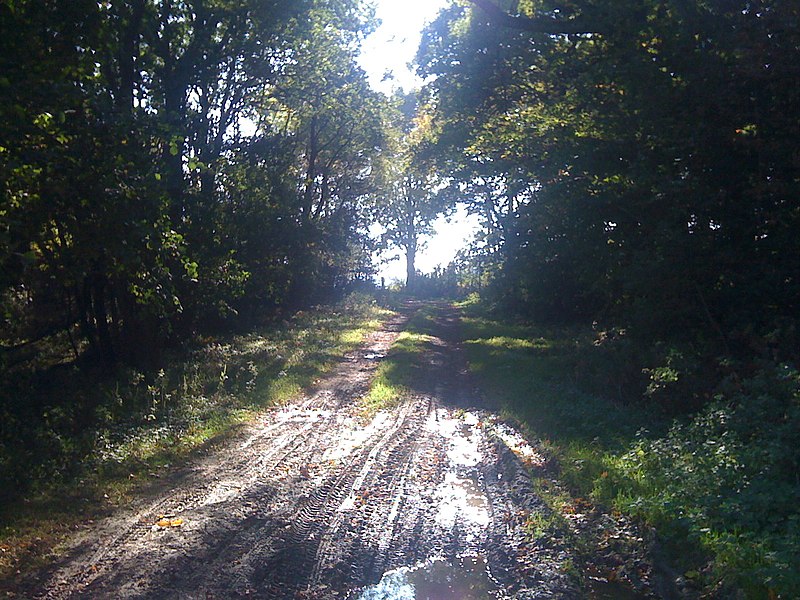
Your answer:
[363,305,444,412]
[418,0,800,362]
[606,366,800,596]
[460,300,800,597]
[0,0,386,368]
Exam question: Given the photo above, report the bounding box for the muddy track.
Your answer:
[27,303,586,599]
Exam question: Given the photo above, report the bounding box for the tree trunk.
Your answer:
[164,79,186,224]
[302,114,319,223]
[406,243,417,291]
[91,274,116,365]
[77,280,97,350]
[62,287,80,360]
[116,0,146,113]
[117,287,161,369]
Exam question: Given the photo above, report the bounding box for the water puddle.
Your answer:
[424,410,492,533]
[435,472,489,529]
[324,412,390,463]
[426,410,482,467]
[199,480,241,507]
[240,407,333,449]
[353,556,506,599]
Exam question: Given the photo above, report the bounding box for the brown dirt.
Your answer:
[14,303,657,599]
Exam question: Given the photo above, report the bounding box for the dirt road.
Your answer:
[27,304,629,599]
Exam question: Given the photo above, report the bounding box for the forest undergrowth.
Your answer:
[458,296,800,599]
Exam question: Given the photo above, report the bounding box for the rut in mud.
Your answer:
[25,303,642,599]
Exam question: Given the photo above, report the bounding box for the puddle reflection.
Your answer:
[354,556,505,599]
[435,472,489,528]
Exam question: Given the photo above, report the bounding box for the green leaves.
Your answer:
[0,0,388,366]
[32,112,55,130]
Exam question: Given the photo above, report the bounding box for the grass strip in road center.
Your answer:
[362,305,443,415]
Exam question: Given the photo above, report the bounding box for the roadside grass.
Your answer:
[0,293,389,583]
[457,297,800,598]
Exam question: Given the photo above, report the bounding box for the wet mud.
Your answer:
[23,304,651,599]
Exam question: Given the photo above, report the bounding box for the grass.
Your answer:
[362,305,441,415]
[0,293,390,584]
[456,296,800,599]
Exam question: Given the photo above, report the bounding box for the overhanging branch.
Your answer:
[469,0,601,35]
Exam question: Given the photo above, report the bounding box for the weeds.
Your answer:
[0,293,388,581]
[362,330,432,414]
[361,305,442,414]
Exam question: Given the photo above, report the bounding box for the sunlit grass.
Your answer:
[362,330,434,415]
[362,379,404,413]
[459,301,800,597]
[361,304,442,415]
[470,335,552,351]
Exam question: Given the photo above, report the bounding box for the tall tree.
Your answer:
[375,96,449,289]
[0,0,386,367]
[418,0,800,344]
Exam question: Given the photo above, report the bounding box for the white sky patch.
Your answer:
[376,206,482,284]
[359,0,451,94]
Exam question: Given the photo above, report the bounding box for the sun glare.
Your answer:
[359,0,451,94]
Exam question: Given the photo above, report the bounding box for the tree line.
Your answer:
[418,0,800,403]
[0,0,394,368]
[3,0,798,401]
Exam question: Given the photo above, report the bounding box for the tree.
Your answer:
[252,2,385,302]
[418,0,800,348]
[467,0,602,34]
[0,0,387,368]
[374,96,450,290]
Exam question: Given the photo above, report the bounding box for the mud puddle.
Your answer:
[353,555,505,600]
[435,472,489,529]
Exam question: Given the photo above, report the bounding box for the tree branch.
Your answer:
[468,0,601,35]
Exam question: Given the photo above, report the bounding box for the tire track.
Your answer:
[29,303,595,599]
[245,398,429,597]
[35,311,412,599]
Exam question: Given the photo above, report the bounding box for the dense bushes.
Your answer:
[608,365,800,595]
[418,0,800,387]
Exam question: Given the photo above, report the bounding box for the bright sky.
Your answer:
[358,0,481,282]
[359,0,448,94]
[373,206,481,285]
